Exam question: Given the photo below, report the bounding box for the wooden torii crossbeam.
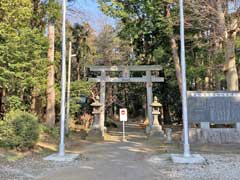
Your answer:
[86,65,164,135]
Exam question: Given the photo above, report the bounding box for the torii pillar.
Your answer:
[100,70,106,135]
[146,70,153,131]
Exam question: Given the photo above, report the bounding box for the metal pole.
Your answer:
[123,121,125,141]
[179,0,190,157]
[66,41,72,134]
[59,0,67,156]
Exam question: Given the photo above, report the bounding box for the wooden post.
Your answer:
[100,70,106,135]
[146,71,153,128]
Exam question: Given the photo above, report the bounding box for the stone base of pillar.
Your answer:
[146,126,151,134]
[200,122,210,129]
[165,128,173,143]
[171,154,205,164]
[236,123,240,131]
[87,128,104,141]
[149,125,165,137]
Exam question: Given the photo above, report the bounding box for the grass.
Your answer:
[0,147,29,162]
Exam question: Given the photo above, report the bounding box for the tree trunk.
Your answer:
[237,64,240,84]
[204,73,210,90]
[46,23,56,127]
[31,86,37,113]
[113,84,117,116]
[170,38,182,95]
[196,77,202,90]
[166,5,182,95]
[162,102,171,125]
[77,58,81,81]
[0,88,4,118]
[107,84,113,117]
[216,2,239,91]
[224,37,238,90]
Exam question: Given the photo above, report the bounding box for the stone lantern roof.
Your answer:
[151,96,162,107]
[91,96,102,107]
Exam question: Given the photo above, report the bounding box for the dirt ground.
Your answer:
[1,121,240,180]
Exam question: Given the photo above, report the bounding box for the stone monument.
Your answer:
[187,91,240,144]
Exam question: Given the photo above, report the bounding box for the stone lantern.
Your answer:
[87,96,104,140]
[150,96,164,137]
[90,96,102,129]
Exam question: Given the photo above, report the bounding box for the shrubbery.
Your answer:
[40,124,59,138]
[5,96,27,112]
[0,110,40,151]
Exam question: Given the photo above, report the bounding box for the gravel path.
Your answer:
[147,153,240,180]
[1,123,240,180]
[0,153,88,180]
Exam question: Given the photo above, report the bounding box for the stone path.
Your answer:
[40,121,160,180]
[40,141,161,180]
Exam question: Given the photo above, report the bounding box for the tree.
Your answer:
[99,0,182,84]
[95,24,132,65]
[99,0,183,122]
[185,0,240,90]
[0,0,48,114]
[71,23,93,80]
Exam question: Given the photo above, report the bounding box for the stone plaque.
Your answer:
[187,91,240,123]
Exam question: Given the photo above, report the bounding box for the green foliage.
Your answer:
[70,23,96,79]
[0,0,33,28]
[0,110,40,150]
[237,36,240,48]
[40,124,59,138]
[0,26,48,91]
[70,81,94,118]
[99,0,240,122]
[5,96,27,112]
[99,0,174,63]
[236,35,240,61]
[44,0,61,23]
[98,0,182,121]
[0,0,48,112]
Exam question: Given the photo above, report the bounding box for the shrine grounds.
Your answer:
[1,121,240,180]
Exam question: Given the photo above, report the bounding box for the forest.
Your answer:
[0,0,239,149]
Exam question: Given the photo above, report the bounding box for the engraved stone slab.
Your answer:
[187,91,240,124]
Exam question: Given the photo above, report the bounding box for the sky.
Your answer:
[67,0,116,33]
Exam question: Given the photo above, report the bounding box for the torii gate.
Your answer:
[86,65,164,134]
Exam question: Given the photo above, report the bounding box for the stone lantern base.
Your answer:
[87,128,104,141]
[149,125,165,137]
